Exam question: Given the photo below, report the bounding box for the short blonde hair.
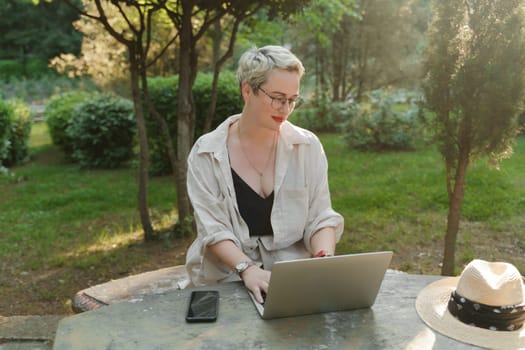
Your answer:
[237,45,305,91]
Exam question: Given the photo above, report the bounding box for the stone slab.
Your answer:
[0,341,52,350]
[54,272,483,349]
[72,265,189,313]
[0,316,63,342]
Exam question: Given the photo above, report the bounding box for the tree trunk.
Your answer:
[203,66,221,134]
[204,17,240,133]
[175,2,196,230]
[203,18,223,133]
[318,42,327,98]
[143,81,179,185]
[441,150,469,275]
[129,52,155,240]
[211,17,222,71]
[355,6,369,102]
[331,31,344,102]
[314,51,320,102]
[331,19,353,101]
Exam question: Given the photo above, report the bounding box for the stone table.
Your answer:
[53,271,482,349]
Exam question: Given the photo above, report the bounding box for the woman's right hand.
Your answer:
[241,265,271,304]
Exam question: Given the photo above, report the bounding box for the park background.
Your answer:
[1,0,525,316]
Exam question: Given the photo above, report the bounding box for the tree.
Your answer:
[61,0,179,240]
[0,0,82,62]
[289,0,358,101]
[50,9,130,93]
[162,0,310,230]
[55,0,308,238]
[51,2,177,93]
[285,0,429,102]
[423,0,525,275]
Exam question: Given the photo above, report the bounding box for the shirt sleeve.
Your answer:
[302,134,344,253]
[186,140,240,254]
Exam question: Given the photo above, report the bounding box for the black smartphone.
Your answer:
[185,290,219,323]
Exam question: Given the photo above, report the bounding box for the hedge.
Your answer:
[147,71,243,175]
[0,99,32,168]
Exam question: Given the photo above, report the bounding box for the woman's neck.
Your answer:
[237,116,278,146]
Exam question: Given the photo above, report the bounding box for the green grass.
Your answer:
[1,124,525,277]
[0,123,178,271]
[321,133,525,273]
[28,121,52,149]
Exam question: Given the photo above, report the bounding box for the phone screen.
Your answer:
[185,290,219,322]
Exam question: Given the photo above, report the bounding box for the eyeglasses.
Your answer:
[258,87,303,110]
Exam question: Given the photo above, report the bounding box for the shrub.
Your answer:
[341,89,427,152]
[192,71,242,136]
[67,93,136,168]
[517,109,525,136]
[0,100,11,165]
[0,60,24,81]
[26,58,54,78]
[147,71,243,175]
[0,58,54,81]
[146,75,178,175]
[0,99,32,168]
[5,100,31,166]
[291,95,354,133]
[45,91,93,158]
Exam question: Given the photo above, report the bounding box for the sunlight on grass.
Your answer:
[29,122,52,148]
[60,228,144,268]
[320,134,525,274]
[2,126,525,277]
[49,209,179,269]
[0,123,179,272]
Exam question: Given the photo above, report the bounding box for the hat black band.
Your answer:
[448,290,525,331]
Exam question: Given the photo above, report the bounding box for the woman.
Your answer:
[185,45,344,303]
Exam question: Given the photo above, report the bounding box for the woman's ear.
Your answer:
[240,81,253,102]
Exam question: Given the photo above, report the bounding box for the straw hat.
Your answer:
[416,259,525,350]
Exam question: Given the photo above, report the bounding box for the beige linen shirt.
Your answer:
[185,114,344,286]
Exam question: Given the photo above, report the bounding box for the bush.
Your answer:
[0,100,11,165]
[147,71,243,175]
[290,95,353,133]
[0,99,32,168]
[0,60,24,81]
[67,93,136,168]
[45,91,93,158]
[5,100,31,166]
[341,89,427,152]
[147,76,178,175]
[192,71,242,136]
[518,109,525,136]
[0,58,54,82]
[26,58,54,78]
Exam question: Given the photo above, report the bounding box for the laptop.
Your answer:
[248,251,393,319]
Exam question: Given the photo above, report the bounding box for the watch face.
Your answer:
[236,262,248,273]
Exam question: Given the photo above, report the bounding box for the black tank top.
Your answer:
[231,168,274,236]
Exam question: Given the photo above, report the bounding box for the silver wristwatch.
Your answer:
[235,261,255,275]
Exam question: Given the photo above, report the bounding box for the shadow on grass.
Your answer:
[0,233,193,316]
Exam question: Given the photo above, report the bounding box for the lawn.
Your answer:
[0,123,187,315]
[1,123,524,315]
[323,132,525,274]
[0,123,179,269]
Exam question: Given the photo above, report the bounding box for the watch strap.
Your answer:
[235,261,255,275]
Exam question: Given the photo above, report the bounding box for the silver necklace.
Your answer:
[237,121,277,182]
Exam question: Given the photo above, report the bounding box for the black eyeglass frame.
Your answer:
[257,86,303,110]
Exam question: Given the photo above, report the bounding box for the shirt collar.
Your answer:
[195,114,312,155]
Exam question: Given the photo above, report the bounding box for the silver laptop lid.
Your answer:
[259,251,393,319]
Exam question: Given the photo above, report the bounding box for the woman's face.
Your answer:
[243,69,301,131]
